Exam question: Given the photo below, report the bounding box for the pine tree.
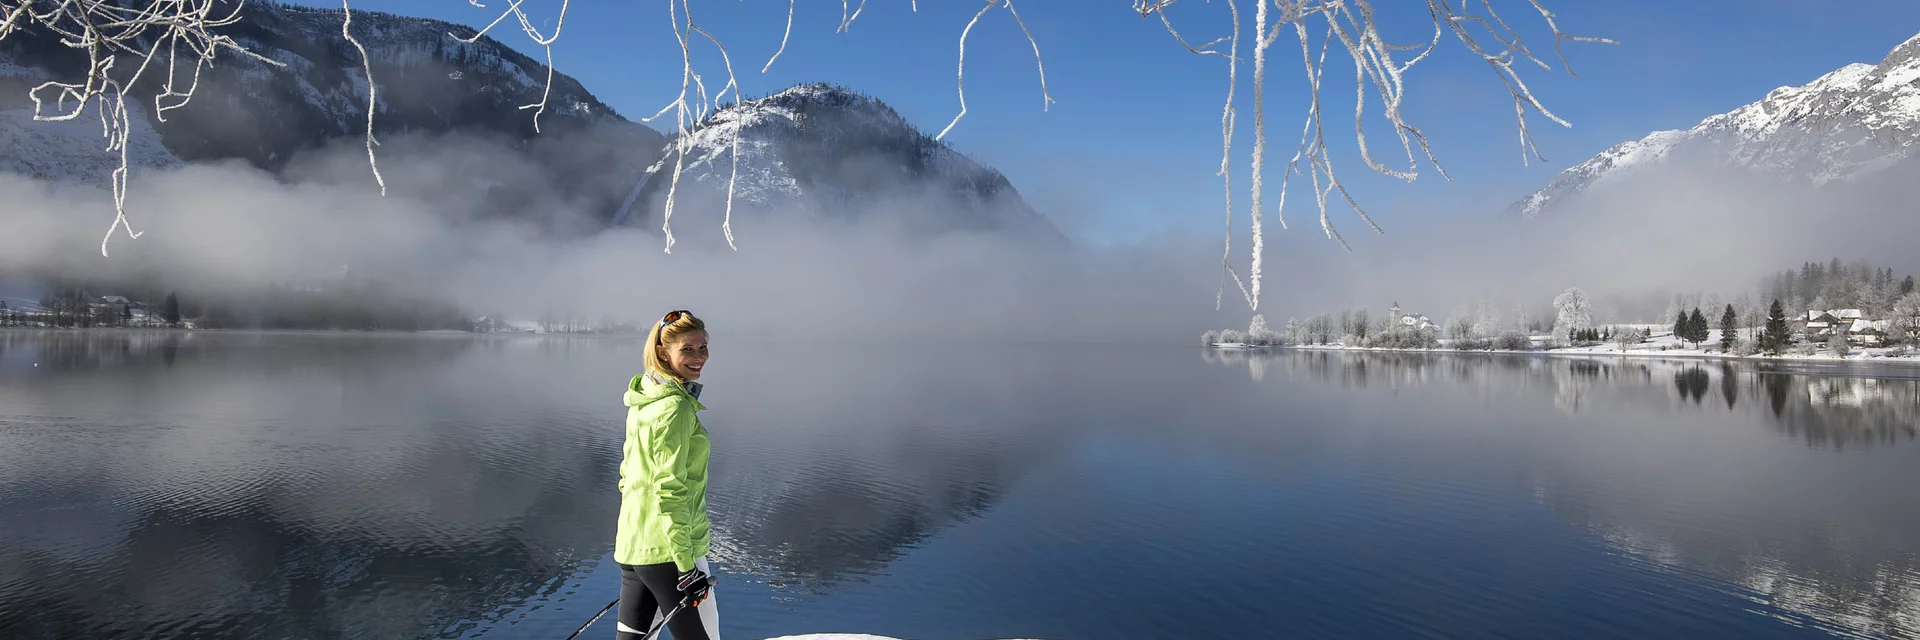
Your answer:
[1719,304,1739,353]
[1763,299,1790,356]
[1684,308,1704,347]
[163,292,181,325]
[1674,311,1688,345]
[1905,275,1916,296]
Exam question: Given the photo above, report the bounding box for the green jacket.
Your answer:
[615,372,711,571]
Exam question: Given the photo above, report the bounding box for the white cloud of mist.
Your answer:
[1,131,1235,344]
[6,128,1919,341]
[1250,158,1920,324]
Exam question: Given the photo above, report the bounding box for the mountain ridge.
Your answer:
[1508,31,1920,219]
[613,83,1063,244]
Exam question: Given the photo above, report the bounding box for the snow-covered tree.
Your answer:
[1340,307,1373,343]
[1614,327,1645,352]
[1472,300,1502,339]
[1889,292,1920,346]
[1718,304,1738,353]
[1550,287,1592,345]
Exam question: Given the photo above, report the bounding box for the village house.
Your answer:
[85,295,151,323]
[1797,309,1886,347]
[1389,302,1438,332]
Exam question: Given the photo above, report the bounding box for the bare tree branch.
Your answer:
[1137,0,1610,311]
[2,0,286,256]
[341,0,384,196]
[3,0,1607,315]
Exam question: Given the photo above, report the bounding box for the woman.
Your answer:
[616,309,720,640]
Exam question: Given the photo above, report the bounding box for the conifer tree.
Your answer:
[1762,299,1790,356]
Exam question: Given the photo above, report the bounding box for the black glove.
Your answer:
[677,567,715,605]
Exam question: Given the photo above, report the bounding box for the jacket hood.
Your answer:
[624,371,706,411]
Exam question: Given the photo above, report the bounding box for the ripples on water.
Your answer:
[2,331,1917,639]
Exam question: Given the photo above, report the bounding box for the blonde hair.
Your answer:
[644,310,707,381]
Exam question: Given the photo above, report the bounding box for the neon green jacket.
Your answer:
[615,372,711,571]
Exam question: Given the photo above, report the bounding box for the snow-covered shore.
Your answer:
[1213,330,1920,366]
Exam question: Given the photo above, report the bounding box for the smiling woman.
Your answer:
[616,309,719,639]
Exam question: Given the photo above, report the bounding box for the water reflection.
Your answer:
[1206,349,1920,450]
[0,331,1050,639]
[9,332,1920,639]
[1204,349,1920,638]
[0,332,613,639]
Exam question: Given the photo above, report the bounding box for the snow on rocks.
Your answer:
[1509,30,1920,218]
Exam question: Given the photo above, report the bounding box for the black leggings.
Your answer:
[616,562,710,640]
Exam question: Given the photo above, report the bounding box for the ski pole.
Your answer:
[563,598,619,640]
[637,601,689,640]
[562,595,693,640]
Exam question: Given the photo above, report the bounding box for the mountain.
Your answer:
[612,83,1063,244]
[0,1,664,230]
[1508,32,1920,219]
[1,8,1056,242]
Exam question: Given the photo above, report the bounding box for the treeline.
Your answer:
[1203,312,1534,351]
[189,283,472,331]
[1760,258,1914,317]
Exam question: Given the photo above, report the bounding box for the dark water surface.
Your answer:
[2,331,1918,639]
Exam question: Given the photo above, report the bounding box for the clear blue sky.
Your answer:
[302,1,1920,245]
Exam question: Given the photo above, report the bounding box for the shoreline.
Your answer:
[0,327,644,337]
[1211,342,1920,367]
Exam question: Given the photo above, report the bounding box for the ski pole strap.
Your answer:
[638,602,689,640]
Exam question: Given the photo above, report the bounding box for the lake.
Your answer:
[2,331,1917,639]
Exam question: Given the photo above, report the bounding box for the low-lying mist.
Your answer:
[0,132,1230,343]
[1252,159,1920,325]
[6,130,1918,341]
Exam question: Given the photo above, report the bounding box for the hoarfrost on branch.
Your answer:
[0,0,287,256]
[4,0,1606,310]
[1137,0,1613,311]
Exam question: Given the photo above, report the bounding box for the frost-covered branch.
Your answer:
[936,0,1054,141]
[1138,0,1610,311]
[11,0,1605,311]
[0,0,285,256]
[449,0,572,133]
[341,0,384,195]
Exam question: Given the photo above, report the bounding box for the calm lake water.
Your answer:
[2,331,1918,640]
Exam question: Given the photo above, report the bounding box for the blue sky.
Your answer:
[303,1,1920,246]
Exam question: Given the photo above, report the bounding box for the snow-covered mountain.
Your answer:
[1508,32,1920,219]
[3,9,1055,242]
[0,1,664,228]
[0,1,651,168]
[613,84,1063,243]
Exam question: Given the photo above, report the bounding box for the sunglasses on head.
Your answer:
[659,310,691,329]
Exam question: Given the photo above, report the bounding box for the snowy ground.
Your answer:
[1533,328,1917,363]
[1213,329,1920,364]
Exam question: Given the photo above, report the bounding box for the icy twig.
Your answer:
[1137,0,1606,310]
[452,0,571,133]
[935,0,1001,141]
[342,0,385,195]
[937,0,1053,138]
[1001,0,1055,112]
[691,23,742,250]
[762,0,794,72]
[2,0,287,255]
